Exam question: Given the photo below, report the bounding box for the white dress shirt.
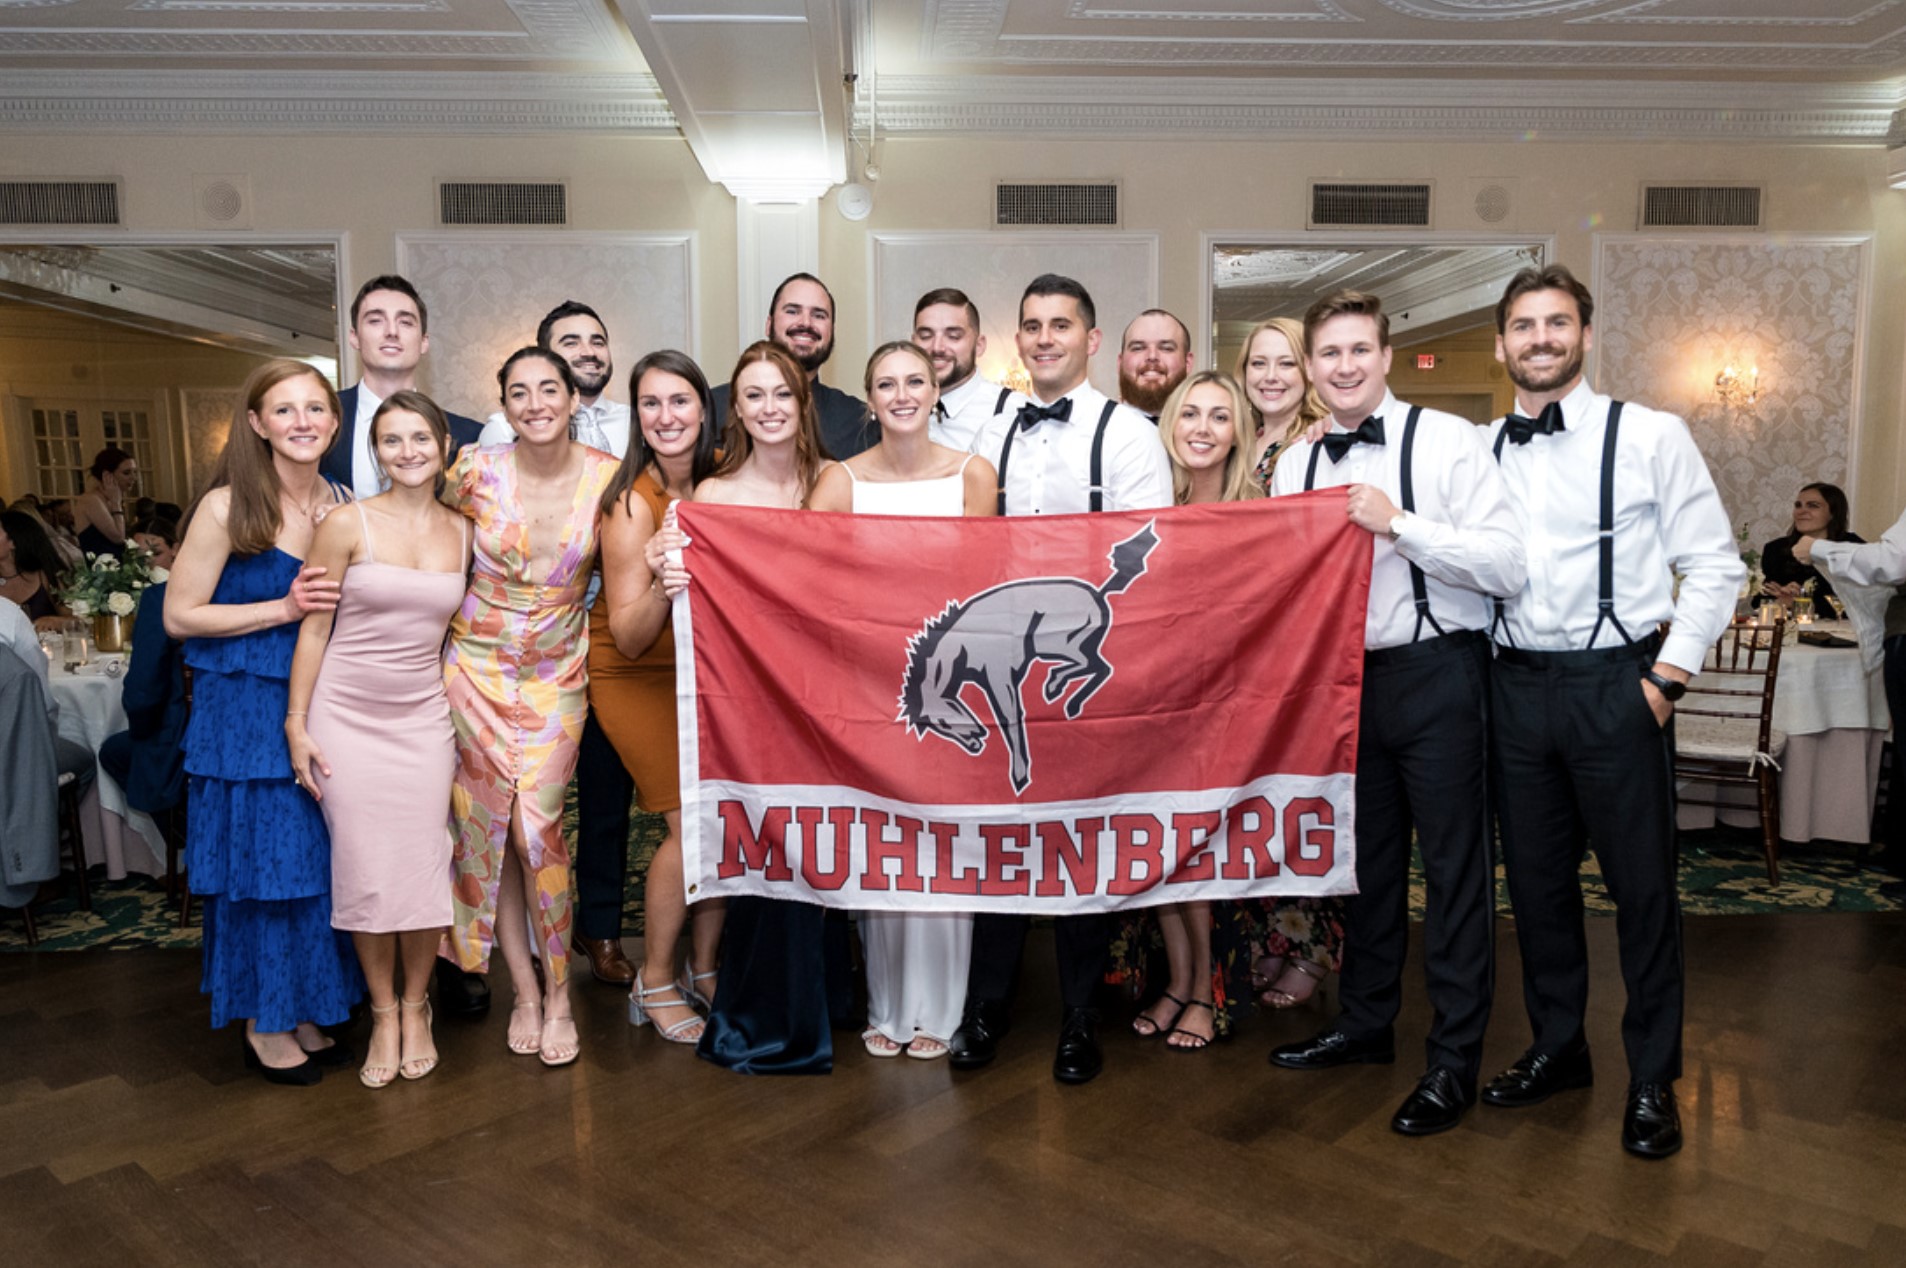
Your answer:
[968,381,1173,516]
[350,384,385,501]
[479,397,632,460]
[1809,512,1906,672]
[0,596,53,721]
[1270,391,1525,652]
[931,374,1017,453]
[1485,381,1744,675]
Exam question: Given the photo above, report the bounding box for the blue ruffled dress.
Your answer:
[184,548,363,1031]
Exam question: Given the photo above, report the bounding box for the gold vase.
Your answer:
[94,612,131,653]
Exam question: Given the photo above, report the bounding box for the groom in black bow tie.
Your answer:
[953,274,1173,1083]
[1266,290,1525,1137]
[1480,265,1743,1159]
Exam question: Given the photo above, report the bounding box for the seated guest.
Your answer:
[0,509,70,628]
[36,498,87,572]
[0,594,98,811]
[130,514,180,571]
[0,597,61,913]
[97,574,188,819]
[1762,482,1861,612]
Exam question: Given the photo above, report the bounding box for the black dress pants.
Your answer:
[573,705,636,941]
[1335,632,1495,1087]
[1493,641,1683,1084]
[966,912,1109,1016]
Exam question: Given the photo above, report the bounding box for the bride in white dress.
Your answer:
[808,341,998,1059]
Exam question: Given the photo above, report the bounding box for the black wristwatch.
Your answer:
[1641,668,1686,702]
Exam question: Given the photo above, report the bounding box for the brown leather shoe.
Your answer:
[574,935,636,985]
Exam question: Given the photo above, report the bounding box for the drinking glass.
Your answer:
[62,618,92,671]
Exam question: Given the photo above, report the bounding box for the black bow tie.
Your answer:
[1503,401,1566,446]
[1321,416,1385,463]
[1015,398,1073,432]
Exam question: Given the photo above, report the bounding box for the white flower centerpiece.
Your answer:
[58,546,168,653]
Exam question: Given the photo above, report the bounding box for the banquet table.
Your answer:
[1676,623,1889,845]
[48,659,168,880]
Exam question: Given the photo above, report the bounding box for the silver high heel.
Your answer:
[677,967,718,1012]
[629,970,705,1044]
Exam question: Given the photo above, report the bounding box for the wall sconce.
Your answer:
[1714,364,1760,410]
[1000,359,1032,396]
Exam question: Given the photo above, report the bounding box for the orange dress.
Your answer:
[587,468,683,814]
[443,443,616,985]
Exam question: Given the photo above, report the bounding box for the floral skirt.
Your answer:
[1108,896,1346,1034]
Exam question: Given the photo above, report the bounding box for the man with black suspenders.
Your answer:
[1267,290,1525,1137]
[950,273,1174,1084]
[1480,265,1742,1159]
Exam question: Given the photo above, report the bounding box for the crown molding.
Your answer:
[862,74,1903,144]
[0,70,679,133]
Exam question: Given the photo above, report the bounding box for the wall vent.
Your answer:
[438,181,568,227]
[995,181,1120,227]
[0,180,121,226]
[1309,182,1432,229]
[1639,184,1763,229]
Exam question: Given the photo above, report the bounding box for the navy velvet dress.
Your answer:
[183,548,363,1031]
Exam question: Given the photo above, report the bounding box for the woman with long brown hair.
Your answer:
[164,359,363,1084]
[661,340,837,1073]
[591,350,725,1046]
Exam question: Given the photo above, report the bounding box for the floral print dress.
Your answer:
[443,443,616,987]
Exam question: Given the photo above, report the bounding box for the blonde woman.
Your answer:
[1235,317,1326,485]
[1114,371,1259,1050]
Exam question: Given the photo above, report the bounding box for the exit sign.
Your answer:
[1416,354,1436,370]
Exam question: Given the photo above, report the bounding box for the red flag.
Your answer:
[675,492,1370,913]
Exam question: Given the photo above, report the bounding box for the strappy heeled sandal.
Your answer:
[1262,958,1327,1009]
[359,1001,400,1089]
[398,997,438,1081]
[678,968,718,1012]
[630,970,705,1045]
[507,996,543,1056]
[1166,999,1215,1052]
[1132,991,1187,1038]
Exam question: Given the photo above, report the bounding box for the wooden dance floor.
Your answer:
[3,912,1904,1265]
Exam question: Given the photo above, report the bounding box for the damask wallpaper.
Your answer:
[180,387,240,497]
[1594,234,1870,555]
[395,233,696,421]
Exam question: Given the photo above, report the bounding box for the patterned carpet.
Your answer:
[3,818,1898,953]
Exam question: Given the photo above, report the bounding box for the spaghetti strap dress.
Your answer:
[443,444,616,986]
[308,504,467,932]
[587,468,682,813]
[183,547,364,1030]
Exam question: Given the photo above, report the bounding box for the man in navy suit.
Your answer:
[321,274,482,498]
[711,272,872,461]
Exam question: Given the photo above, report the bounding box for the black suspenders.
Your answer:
[1489,400,1630,648]
[1306,406,1441,643]
[994,398,1118,516]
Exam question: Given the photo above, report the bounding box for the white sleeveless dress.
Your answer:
[846,457,975,1046]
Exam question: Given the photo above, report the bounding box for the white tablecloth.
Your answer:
[48,663,167,880]
[1677,625,1890,844]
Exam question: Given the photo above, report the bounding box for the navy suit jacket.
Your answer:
[116,583,187,813]
[320,384,484,490]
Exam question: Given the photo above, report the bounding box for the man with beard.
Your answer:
[321,274,482,499]
[478,299,631,456]
[1116,309,1193,421]
[912,287,1018,452]
[479,300,639,990]
[713,273,871,460]
[1480,264,1741,1159]
[1267,289,1523,1140]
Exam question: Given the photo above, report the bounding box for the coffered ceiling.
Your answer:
[0,0,1901,146]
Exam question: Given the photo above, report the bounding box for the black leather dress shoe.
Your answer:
[1052,1007,1103,1085]
[434,956,492,1019]
[1481,1044,1593,1108]
[1268,1028,1394,1070]
[1391,1066,1472,1136]
[948,1000,1010,1070]
[1621,1082,1682,1159]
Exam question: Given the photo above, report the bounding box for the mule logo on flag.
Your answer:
[899,521,1159,794]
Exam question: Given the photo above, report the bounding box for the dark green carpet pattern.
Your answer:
[3,819,1897,953]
